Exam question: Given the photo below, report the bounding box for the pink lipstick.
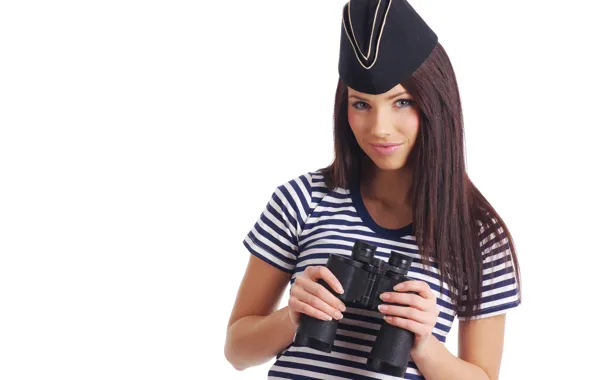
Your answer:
[370,142,403,156]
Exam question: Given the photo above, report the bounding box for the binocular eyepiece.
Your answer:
[351,240,412,273]
[293,240,415,377]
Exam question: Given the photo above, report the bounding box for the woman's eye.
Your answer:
[395,99,413,108]
[351,99,413,110]
[352,101,368,110]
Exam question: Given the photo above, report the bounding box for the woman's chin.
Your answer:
[370,157,408,171]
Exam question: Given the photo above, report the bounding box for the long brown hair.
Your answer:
[320,42,522,316]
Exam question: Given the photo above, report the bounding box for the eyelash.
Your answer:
[351,99,414,110]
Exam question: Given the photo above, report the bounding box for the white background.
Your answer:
[1,0,595,379]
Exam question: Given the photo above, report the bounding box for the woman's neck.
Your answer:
[361,160,414,210]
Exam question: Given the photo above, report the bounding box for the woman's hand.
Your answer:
[287,266,347,327]
[378,280,440,355]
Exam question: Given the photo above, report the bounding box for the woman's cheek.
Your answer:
[347,109,354,128]
[347,110,362,134]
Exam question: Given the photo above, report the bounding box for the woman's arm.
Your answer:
[224,255,296,371]
[411,314,507,380]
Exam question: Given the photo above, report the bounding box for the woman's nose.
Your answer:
[370,109,392,138]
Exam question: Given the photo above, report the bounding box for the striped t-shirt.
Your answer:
[243,170,521,380]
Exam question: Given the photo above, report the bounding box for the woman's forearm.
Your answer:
[412,335,490,380]
[224,306,296,371]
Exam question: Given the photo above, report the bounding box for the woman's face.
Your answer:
[347,83,420,171]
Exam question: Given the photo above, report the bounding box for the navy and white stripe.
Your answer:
[243,170,521,380]
[457,219,521,320]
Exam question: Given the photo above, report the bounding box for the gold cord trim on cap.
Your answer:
[342,0,392,70]
[349,0,382,60]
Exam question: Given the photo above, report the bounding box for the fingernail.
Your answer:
[380,293,389,300]
[336,284,344,294]
[394,283,404,291]
[335,311,343,320]
[338,304,346,312]
[378,305,388,313]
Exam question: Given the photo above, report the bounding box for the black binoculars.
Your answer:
[293,240,415,377]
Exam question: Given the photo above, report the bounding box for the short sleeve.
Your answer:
[242,174,313,273]
[458,219,521,320]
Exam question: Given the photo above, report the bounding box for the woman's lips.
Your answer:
[370,142,404,156]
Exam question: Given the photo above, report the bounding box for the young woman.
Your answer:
[225,1,521,379]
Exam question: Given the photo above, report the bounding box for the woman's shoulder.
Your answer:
[267,168,340,221]
[274,168,332,197]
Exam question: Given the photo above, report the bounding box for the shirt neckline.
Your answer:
[349,182,414,239]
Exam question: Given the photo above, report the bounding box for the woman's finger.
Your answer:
[305,266,344,294]
[291,285,344,320]
[378,304,435,325]
[296,275,346,312]
[288,295,334,322]
[394,280,435,300]
[380,291,428,311]
[383,315,432,336]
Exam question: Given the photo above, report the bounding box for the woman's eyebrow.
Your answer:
[348,91,409,102]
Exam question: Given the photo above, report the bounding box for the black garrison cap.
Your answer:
[338,0,438,95]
